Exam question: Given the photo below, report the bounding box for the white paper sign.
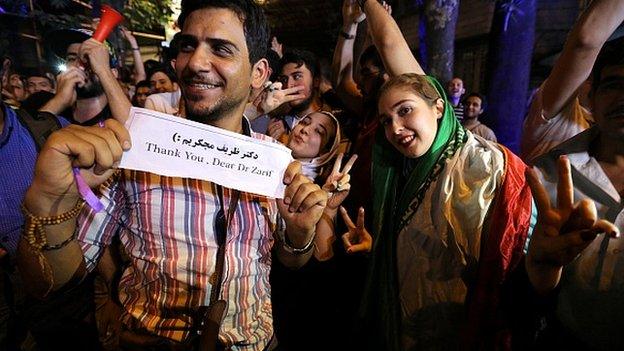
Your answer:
[119,107,293,198]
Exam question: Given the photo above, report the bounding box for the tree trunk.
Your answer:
[418,10,428,71]
[424,0,460,83]
[484,0,536,153]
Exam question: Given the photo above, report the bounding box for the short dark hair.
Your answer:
[178,0,269,65]
[279,49,320,79]
[135,80,152,90]
[463,92,487,111]
[359,45,384,71]
[592,36,624,92]
[266,49,281,82]
[148,65,178,84]
[27,68,55,88]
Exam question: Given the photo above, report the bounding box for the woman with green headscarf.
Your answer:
[344,73,535,350]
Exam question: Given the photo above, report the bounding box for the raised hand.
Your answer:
[340,206,372,254]
[49,67,87,111]
[342,0,366,24]
[279,161,328,248]
[79,38,111,75]
[28,119,131,206]
[259,82,305,115]
[120,27,138,48]
[271,36,283,58]
[526,155,619,293]
[323,153,358,211]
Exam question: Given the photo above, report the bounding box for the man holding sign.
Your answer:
[16,1,328,350]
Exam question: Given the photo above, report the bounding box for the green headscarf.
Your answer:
[360,75,466,350]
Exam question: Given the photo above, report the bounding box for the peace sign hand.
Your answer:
[340,206,372,254]
[526,155,619,294]
[323,154,358,211]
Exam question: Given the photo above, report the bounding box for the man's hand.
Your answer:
[79,38,111,76]
[43,67,87,113]
[340,206,372,254]
[27,119,131,207]
[322,153,357,211]
[342,0,366,24]
[525,156,619,294]
[279,161,328,248]
[259,82,305,115]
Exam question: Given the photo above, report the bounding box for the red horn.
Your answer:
[92,5,123,42]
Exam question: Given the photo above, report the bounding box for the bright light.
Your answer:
[57,63,67,72]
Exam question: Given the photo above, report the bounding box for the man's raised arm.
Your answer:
[541,0,624,119]
[17,119,130,298]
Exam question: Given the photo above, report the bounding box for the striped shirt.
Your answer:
[77,132,280,350]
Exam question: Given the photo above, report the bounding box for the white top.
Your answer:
[521,85,592,164]
[144,90,182,116]
[534,128,624,350]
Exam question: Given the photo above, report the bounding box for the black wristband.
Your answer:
[339,31,355,40]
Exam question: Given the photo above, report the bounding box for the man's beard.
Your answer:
[290,95,313,115]
[76,72,104,99]
[184,94,246,124]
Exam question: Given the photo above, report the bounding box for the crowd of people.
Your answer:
[1,0,623,350]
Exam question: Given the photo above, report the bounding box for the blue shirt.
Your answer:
[0,105,68,256]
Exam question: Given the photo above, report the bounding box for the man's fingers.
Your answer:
[279,85,303,95]
[297,188,328,213]
[283,160,301,185]
[64,128,115,175]
[556,155,574,213]
[526,167,552,218]
[340,206,356,229]
[289,182,320,212]
[281,93,306,103]
[103,119,132,150]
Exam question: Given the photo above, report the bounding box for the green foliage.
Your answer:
[122,0,174,32]
[29,0,173,32]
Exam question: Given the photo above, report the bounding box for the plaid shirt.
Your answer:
[77,132,280,350]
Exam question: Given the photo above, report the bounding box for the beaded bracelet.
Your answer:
[21,199,85,251]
